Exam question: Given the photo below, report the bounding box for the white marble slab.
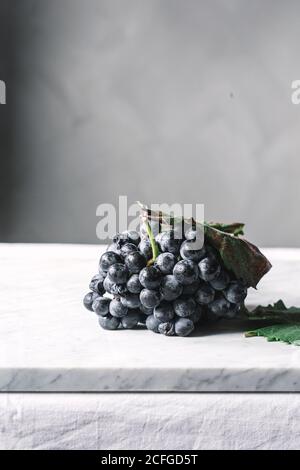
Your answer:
[1,244,300,392]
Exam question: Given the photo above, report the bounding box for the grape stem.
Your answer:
[145,221,160,265]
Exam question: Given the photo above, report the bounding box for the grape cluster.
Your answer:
[83,228,247,337]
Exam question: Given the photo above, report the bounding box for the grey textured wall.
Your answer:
[2,0,300,245]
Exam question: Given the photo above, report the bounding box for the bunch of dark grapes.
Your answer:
[83,227,247,337]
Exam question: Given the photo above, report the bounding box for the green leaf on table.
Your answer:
[138,202,271,288]
[245,324,300,346]
[245,300,300,322]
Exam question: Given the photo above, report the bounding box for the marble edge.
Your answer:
[1,367,300,392]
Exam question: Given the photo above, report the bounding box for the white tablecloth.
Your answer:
[2,244,300,450]
[1,393,300,450]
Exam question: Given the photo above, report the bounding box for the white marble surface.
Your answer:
[1,243,300,392]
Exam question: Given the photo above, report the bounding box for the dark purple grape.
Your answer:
[103,276,127,295]
[146,315,161,333]
[194,283,215,304]
[173,260,199,285]
[140,289,161,309]
[208,297,232,318]
[182,279,201,296]
[120,243,138,257]
[120,293,141,309]
[223,281,247,304]
[83,292,99,312]
[175,318,194,337]
[98,314,120,330]
[154,252,177,274]
[139,266,161,289]
[190,304,203,324]
[158,321,175,336]
[160,275,183,301]
[154,301,175,322]
[209,269,230,290]
[160,230,182,255]
[92,296,111,316]
[140,304,154,315]
[107,263,129,284]
[109,298,128,318]
[121,309,141,329]
[198,256,221,281]
[125,252,147,274]
[127,274,143,294]
[99,251,122,272]
[180,240,206,263]
[138,239,153,261]
[173,297,196,317]
[89,274,105,295]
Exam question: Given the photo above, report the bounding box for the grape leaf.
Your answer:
[244,300,300,322]
[138,203,271,288]
[208,222,245,236]
[245,324,300,346]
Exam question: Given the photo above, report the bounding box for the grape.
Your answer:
[103,276,127,295]
[127,274,143,294]
[125,252,147,274]
[138,239,153,261]
[208,297,232,318]
[154,301,174,322]
[194,283,215,304]
[121,309,141,329]
[160,275,183,301]
[120,243,138,257]
[114,230,140,248]
[123,230,140,246]
[223,281,247,304]
[140,304,154,315]
[173,297,196,317]
[180,240,206,263]
[83,292,99,312]
[209,269,230,290]
[190,304,203,324]
[158,321,175,336]
[98,314,120,330]
[198,256,221,281]
[92,296,111,316]
[182,279,201,296]
[99,251,122,272]
[120,293,141,309]
[146,315,161,333]
[173,260,199,285]
[85,226,248,337]
[185,227,203,241]
[107,263,129,284]
[154,252,177,274]
[175,318,194,337]
[224,303,240,319]
[109,298,128,318]
[140,289,161,309]
[160,230,182,255]
[89,274,105,295]
[185,227,197,240]
[139,266,161,289]
[106,243,121,255]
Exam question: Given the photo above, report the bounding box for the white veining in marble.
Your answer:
[1,244,300,392]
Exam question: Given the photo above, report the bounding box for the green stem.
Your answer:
[145,221,160,265]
